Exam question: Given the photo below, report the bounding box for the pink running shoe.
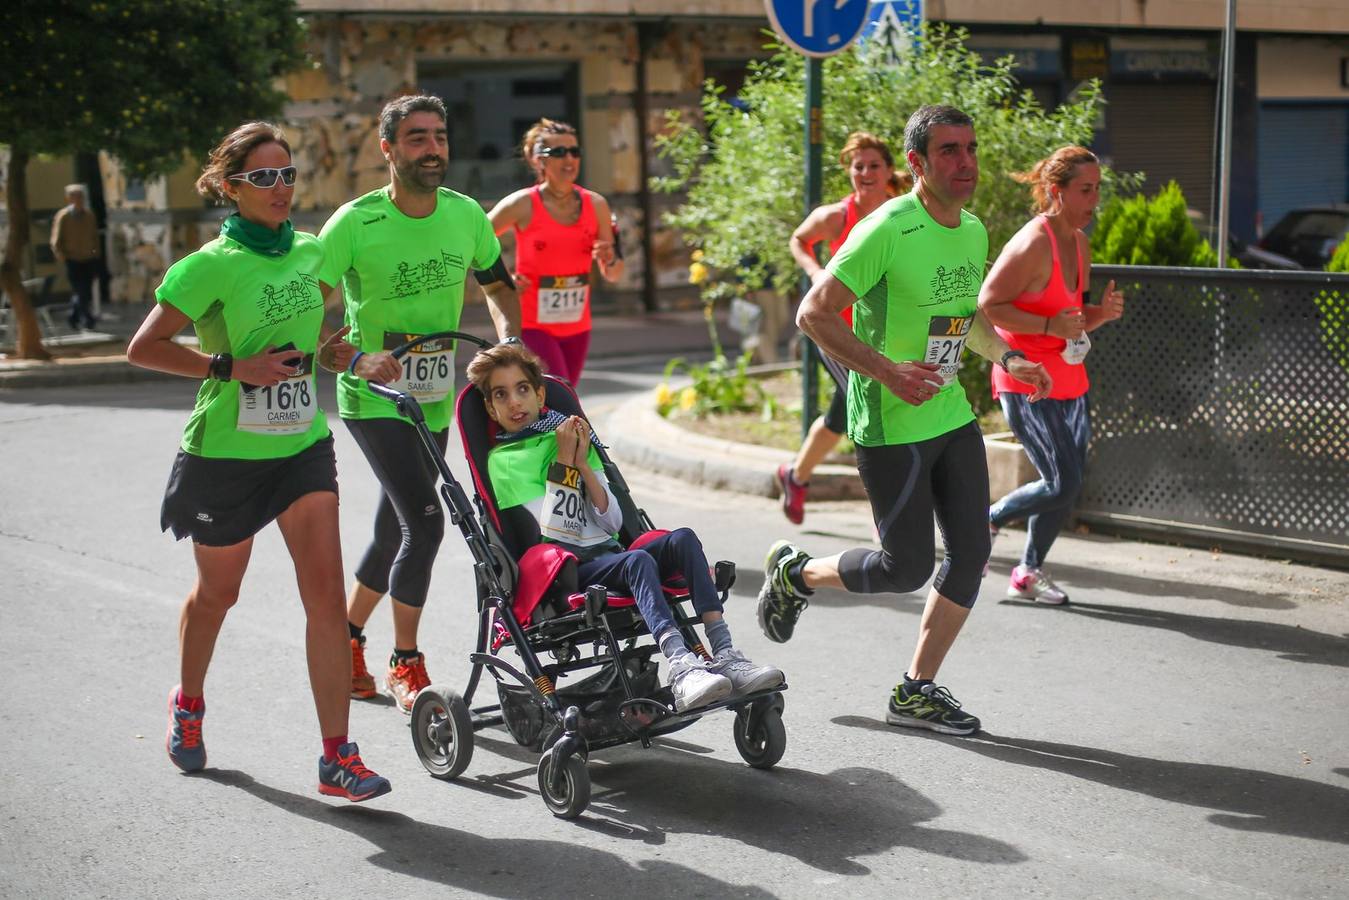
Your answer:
[775,464,807,525]
[1008,565,1069,605]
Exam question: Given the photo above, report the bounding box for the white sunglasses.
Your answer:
[227,166,298,188]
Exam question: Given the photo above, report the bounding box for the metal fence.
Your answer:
[1080,265,1349,566]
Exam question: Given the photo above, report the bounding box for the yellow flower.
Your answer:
[679,387,698,410]
[688,261,709,285]
[654,383,674,409]
[691,249,704,261]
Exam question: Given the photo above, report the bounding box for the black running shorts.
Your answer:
[159,435,338,547]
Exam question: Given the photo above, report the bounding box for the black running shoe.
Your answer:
[885,682,981,736]
[756,539,811,643]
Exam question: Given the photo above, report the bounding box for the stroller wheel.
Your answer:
[411,685,474,780]
[536,752,590,819]
[733,703,786,770]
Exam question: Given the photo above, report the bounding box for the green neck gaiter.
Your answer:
[219,212,294,257]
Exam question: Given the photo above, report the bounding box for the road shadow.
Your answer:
[200,768,776,899]
[578,745,1026,874]
[986,550,1301,611]
[831,719,1349,846]
[1050,600,1349,668]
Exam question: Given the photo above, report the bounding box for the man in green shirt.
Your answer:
[757,106,1050,735]
[318,94,521,713]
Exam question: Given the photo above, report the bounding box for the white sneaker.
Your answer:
[668,652,733,711]
[710,648,784,695]
[1007,565,1069,605]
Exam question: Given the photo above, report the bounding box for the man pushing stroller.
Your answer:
[466,343,785,711]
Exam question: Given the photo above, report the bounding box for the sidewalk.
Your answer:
[0,301,728,389]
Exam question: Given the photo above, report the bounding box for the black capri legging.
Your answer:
[838,420,990,608]
[345,417,449,608]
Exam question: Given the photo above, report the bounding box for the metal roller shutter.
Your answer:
[1258,103,1349,228]
[1107,83,1217,216]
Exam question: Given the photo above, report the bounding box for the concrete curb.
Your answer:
[603,389,868,501]
[604,389,1038,504]
[0,355,173,390]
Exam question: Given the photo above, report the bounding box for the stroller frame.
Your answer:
[370,332,787,819]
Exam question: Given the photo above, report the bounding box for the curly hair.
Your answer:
[839,131,911,196]
[194,122,290,204]
[1011,145,1100,214]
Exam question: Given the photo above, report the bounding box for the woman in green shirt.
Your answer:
[128,122,390,802]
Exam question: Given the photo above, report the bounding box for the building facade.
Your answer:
[4,0,1346,313]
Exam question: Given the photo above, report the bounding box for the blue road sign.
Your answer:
[860,0,924,61]
[764,0,871,58]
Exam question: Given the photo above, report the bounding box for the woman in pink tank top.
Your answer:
[775,132,910,524]
[489,118,624,384]
[978,146,1126,604]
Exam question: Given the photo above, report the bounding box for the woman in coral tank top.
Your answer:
[775,132,910,524]
[978,146,1126,605]
[489,119,623,384]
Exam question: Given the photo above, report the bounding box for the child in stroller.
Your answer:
[465,343,784,711]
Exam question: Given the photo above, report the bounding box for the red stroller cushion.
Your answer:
[513,543,579,627]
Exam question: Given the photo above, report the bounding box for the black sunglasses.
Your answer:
[536,146,582,159]
[227,166,298,188]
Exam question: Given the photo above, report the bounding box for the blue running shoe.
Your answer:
[166,686,206,772]
[318,742,391,802]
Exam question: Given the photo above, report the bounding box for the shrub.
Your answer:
[1092,181,1219,267]
[1328,240,1349,273]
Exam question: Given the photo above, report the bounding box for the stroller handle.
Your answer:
[387,330,492,358]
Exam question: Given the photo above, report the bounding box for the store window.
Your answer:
[418,61,579,203]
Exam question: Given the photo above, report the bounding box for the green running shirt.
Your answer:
[156,230,330,460]
[826,193,989,446]
[488,432,620,558]
[319,186,503,432]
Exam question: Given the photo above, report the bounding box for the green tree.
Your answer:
[654,25,1132,415]
[1091,181,1219,267]
[0,0,307,359]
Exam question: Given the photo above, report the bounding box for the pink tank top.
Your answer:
[992,217,1090,400]
[812,194,861,327]
[515,185,599,337]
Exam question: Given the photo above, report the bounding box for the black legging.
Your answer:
[345,417,449,608]
[838,420,990,607]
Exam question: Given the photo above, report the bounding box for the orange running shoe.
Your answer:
[385,653,431,714]
[350,637,377,699]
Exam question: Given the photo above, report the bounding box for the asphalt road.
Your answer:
[1,363,1346,899]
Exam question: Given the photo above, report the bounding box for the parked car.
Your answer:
[1252,206,1349,270]
[1186,209,1291,269]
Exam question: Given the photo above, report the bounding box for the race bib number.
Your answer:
[924,315,973,385]
[1062,333,1091,365]
[537,274,589,325]
[237,353,316,435]
[539,462,612,548]
[383,332,455,402]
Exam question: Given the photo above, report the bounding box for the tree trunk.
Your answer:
[1,148,51,361]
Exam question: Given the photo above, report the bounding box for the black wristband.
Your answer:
[498,336,523,347]
[1000,349,1027,370]
[208,353,233,381]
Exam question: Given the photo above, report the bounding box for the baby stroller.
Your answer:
[368,332,788,819]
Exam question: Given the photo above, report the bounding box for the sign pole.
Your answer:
[761,0,870,440]
[801,55,824,439]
